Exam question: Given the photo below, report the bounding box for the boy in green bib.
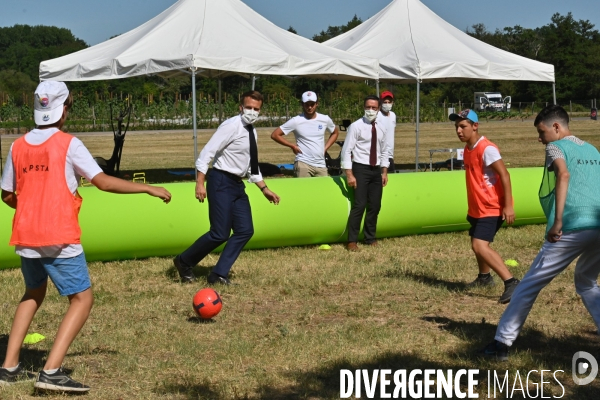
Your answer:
[482,105,600,360]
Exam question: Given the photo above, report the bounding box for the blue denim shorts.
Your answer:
[20,252,91,296]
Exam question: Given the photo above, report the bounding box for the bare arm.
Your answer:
[271,127,301,155]
[91,173,171,203]
[1,189,16,209]
[547,158,569,242]
[490,159,515,224]
[324,126,340,153]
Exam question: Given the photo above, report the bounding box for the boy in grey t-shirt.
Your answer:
[271,91,339,177]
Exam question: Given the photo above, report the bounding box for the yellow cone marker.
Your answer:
[23,333,45,344]
[504,259,519,267]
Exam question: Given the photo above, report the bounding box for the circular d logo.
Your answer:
[572,351,598,385]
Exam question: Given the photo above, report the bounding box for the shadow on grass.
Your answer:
[154,380,221,399]
[252,318,598,399]
[0,334,47,372]
[186,316,218,324]
[165,264,213,283]
[390,270,468,292]
[419,316,600,399]
[150,316,600,400]
[258,352,487,400]
[385,270,500,301]
[33,387,90,397]
[420,315,600,366]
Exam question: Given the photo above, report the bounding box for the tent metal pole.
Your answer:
[415,81,421,172]
[192,69,198,177]
[252,75,256,90]
[218,78,223,125]
[376,80,380,96]
[552,83,556,105]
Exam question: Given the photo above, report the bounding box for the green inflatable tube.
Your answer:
[0,168,546,269]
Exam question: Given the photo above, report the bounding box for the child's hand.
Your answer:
[547,221,563,243]
[502,206,515,225]
[148,186,171,203]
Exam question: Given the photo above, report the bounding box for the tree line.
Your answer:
[0,12,598,112]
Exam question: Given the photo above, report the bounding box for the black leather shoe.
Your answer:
[173,256,196,283]
[207,272,234,285]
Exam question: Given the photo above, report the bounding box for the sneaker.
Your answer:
[34,367,90,392]
[173,255,197,283]
[0,364,35,385]
[499,278,520,304]
[207,272,234,285]
[466,274,496,288]
[480,340,509,361]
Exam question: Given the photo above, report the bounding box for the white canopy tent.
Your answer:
[39,0,380,160]
[324,0,556,170]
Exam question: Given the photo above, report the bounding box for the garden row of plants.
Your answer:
[0,95,594,134]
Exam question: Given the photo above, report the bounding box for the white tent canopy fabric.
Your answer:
[39,0,379,81]
[324,0,555,170]
[324,0,554,83]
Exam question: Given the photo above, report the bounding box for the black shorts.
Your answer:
[467,215,504,242]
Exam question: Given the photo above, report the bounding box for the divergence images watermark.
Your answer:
[339,352,598,399]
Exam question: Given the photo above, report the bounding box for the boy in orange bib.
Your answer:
[450,109,519,304]
[0,81,171,392]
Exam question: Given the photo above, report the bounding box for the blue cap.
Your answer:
[449,109,478,123]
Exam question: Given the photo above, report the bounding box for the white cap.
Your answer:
[34,81,69,126]
[301,91,317,103]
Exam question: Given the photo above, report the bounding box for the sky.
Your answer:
[1,0,599,46]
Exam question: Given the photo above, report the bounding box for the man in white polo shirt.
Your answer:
[377,90,397,172]
[271,91,339,177]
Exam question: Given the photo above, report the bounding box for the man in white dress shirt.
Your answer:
[342,95,390,251]
[270,91,339,177]
[173,91,280,285]
[377,90,397,172]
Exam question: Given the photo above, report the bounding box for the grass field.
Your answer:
[1,119,600,399]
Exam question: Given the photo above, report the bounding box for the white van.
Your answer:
[474,92,511,112]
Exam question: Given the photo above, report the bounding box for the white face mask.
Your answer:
[381,103,393,112]
[241,108,259,125]
[364,109,378,122]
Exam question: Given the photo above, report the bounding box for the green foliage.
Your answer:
[312,15,362,43]
[0,97,18,122]
[464,13,600,101]
[0,70,37,105]
[0,24,87,80]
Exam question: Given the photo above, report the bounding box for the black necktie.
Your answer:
[246,124,259,175]
[370,121,377,166]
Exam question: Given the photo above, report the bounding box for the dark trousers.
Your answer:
[347,163,383,243]
[180,169,254,277]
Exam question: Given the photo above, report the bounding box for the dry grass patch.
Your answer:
[2,120,599,174]
[1,226,600,398]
